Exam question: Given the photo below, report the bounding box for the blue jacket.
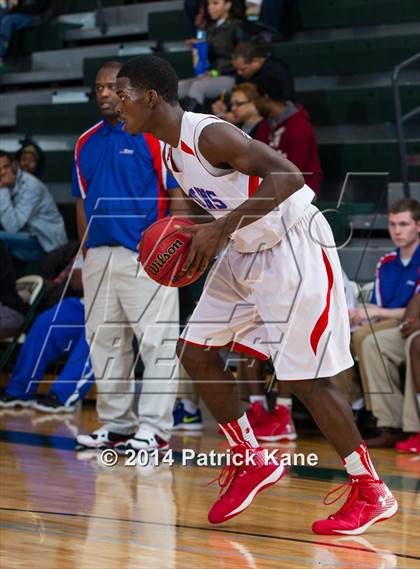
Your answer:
[72,120,178,251]
[371,244,420,307]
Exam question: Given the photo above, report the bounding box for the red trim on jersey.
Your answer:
[230,341,269,361]
[248,175,260,197]
[310,249,334,355]
[181,140,195,156]
[144,133,169,220]
[179,338,269,361]
[74,121,104,198]
[375,251,397,306]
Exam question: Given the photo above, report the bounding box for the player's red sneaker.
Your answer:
[312,476,398,535]
[208,445,285,524]
[395,433,420,454]
[246,402,271,427]
[253,405,297,442]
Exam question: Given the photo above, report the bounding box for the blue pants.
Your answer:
[6,297,94,405]
[0,12,34,59]
[0,232,44,261]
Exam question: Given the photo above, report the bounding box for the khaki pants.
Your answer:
[351,319,400,410]
[361,327,420,432]
[83,246,180,437]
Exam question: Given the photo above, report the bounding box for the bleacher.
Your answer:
[0,0,419,277]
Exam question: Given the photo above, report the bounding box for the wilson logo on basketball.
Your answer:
[148,239,184,275]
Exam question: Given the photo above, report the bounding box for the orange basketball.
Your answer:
[138,217,204,287]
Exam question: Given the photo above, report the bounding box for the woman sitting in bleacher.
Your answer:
[179,0,248,111]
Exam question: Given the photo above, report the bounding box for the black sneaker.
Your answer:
[76,427,135,449]
[0,390,34,409]
[33,394,76,414]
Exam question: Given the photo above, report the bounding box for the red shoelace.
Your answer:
[208,463,238,495]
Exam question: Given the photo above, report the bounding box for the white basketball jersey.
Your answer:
[164,112,315,253]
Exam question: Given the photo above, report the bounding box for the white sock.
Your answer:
[343,441,379,480]
[276,397,292,410]
[249,395,268,409]
[181,399,198,415]
[220,412,259,448]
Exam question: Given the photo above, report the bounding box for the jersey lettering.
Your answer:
[188,187,227,210]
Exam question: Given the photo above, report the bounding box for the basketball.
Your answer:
[138,217,204,287]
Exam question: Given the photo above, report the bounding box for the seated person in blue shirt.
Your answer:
[349,198,420,416]
[0,256,94,413]
[0,150,67,261]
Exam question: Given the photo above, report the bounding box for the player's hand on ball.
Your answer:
[178,221,226,276]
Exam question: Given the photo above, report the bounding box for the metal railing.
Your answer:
[392,52,420,198]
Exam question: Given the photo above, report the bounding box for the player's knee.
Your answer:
[176,339,209,375]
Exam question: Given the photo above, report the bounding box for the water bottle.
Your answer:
[192,29,210,76]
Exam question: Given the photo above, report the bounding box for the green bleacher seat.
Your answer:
[43,151,74,183]
[38,140,420,185]
[288,0,420,30]
[83,51,194,86]
[58,0,124,14]
[271,34,420,75]
[299,85,418,126]
[13,22,81,55]
[319,140,420,182]
[16,102,98,135]
[148,10,193,43]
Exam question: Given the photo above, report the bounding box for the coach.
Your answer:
[73,61,182,451]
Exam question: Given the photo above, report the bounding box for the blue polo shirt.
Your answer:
[72,120,178,251]
[371,244,420,307]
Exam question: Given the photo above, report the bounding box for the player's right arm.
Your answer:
[180,122,304,273]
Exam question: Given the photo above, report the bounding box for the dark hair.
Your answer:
[389,198,420,222]
[15,137,45,178]
[202,0,246,26]
[233,42,270,62]
[255,72,287,102]
[117,55,179,104]
[0,150,14,162]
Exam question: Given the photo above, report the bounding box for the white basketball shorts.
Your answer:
[181,205,354,380]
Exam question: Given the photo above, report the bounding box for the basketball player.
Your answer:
[115,55,398,535]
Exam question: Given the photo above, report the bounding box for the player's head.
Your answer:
[255,72,288,115]
[388,198,420,250]
[232,43,269,79]
[116,55,179,135]
[0,150,17,189]
[95,61,122,120]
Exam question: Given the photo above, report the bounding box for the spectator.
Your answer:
[179,0,248,111]
[0,239,26,339]
[0,0,50,65]
[218,82,264,138]
[349,198,420,415]
[0,150,67,261]
[233,42,294,99]
[74,61,184,452]
[16,137,44,179]
[255,72,323,194]
[361,294,419,449]
[0,293,94,413]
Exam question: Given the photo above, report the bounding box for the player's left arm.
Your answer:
[181,123,304,273]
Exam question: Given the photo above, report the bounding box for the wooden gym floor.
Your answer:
[0,405,418,569]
